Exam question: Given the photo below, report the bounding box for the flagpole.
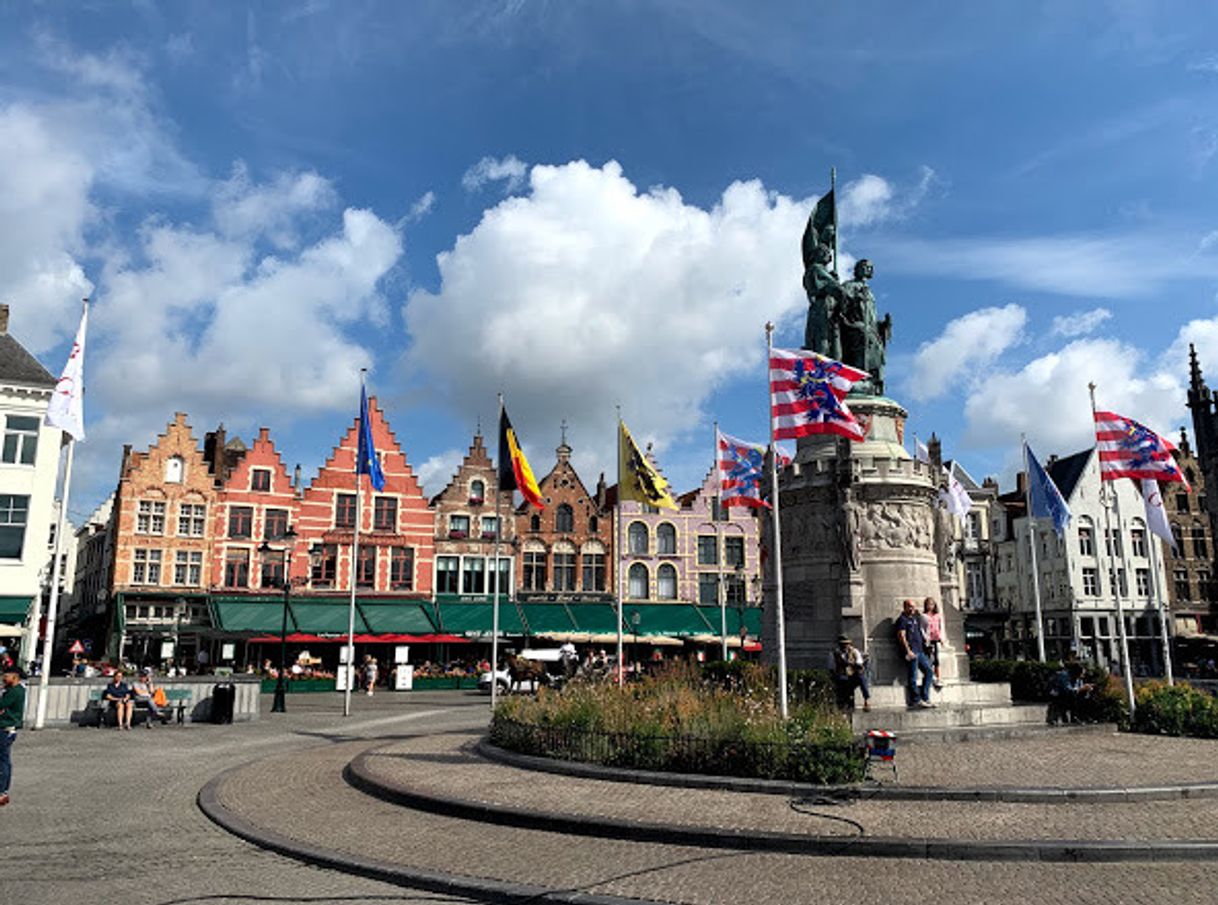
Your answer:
[830,166,838,278]
[34,438,74,729]
[765,323,789,720]
[491,395,504,710]
[1145,501,1174,685]
[713,421,727,661]
[1022,437,1047,662]
[615,408,624,688]
[345,370,366,718]
[1089,383,1136,716]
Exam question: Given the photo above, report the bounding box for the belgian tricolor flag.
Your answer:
[498,408,544,510]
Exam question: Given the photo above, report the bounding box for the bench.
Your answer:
[85,689,190,727]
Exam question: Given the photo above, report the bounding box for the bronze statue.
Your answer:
[802,242,843,359]
[839,259,892,395]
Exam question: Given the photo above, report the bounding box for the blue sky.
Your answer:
[9,1,1218,521]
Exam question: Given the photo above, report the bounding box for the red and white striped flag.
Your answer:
[1093,410,1188,487]
[770,348,869,441]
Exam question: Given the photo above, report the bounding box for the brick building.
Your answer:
[1161,430,1216,638]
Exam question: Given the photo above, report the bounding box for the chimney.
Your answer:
[0,304,8,335]
[293,463,302,496]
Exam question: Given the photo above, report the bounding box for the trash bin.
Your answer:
[210,683,236,724]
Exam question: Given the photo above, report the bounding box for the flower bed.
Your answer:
[489,662,864,785]
[1131,681,1218,738]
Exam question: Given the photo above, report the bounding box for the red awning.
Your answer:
[744,641,762,652]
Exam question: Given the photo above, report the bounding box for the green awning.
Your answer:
[359,602,436,634]
[210,599,287,633]
[290,600,369,634]
[696,606,762,638]
[621,604,714,636]
[518,603,577,635]
[0,596,31,624]
[437,602,525,636]
[565,603,622,634]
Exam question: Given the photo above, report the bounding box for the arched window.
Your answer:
[556,503,574,533]
[656,522,677,555]
[657,563,677,599]
[628,521,649,555]
[628,563,649,599]
[1076,515,1095,557]
[164,456,184,484]
[1172,522,1183,554]
[530,514,541,532]
[470,480,485,502]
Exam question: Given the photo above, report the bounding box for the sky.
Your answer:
[9,1,1218,524]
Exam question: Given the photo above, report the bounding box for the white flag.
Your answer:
[914,438,931,464]
[1141,478,1175,552]
[46,304,87,441]
[938,462,971,518]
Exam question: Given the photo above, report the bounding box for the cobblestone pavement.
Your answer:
[356,732,1218,842]
[2,690,492,905]
[212,739,1218,905]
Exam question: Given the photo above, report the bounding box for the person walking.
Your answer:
[0,664,26,806]
[363,656,378,697]
[923,598,944,690]
[896,599,935,709]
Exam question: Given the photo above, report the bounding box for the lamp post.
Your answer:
[259,526,300,714]
[629,609,641,678]
[173,597,186,673]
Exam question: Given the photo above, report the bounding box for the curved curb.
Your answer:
[347,746,1218,863]
[478,738,1218,804]
[197,761,664,905]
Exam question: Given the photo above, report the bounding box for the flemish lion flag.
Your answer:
[499,409,544,509]
[618,421,677,510]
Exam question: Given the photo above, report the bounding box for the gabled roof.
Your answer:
[0,333,56,388]
[1046,447,1093,502]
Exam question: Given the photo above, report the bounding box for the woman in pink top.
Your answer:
[923,598,944,690]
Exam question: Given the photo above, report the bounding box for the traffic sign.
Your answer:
[68,639,85,655]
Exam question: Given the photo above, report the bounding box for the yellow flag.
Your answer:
[618,421,678,510]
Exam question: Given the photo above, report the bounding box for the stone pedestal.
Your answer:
[762,395,969,687]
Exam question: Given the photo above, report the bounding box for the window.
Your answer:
[164,455,184,483]
[481,516,499,537]
[373,496,398,531]
[384,547,413,590]
[1201,570,1213,600]
[711,496,727,521]
[628,563,649,599]
[530,514,541,532]
[1135,568,1151,598]
[656,523,676,555]
[554,552,576,591]
[725,536,745,568]
[224,549,250,588]
[1104,529,1122,558]
[462,557,486,594]
[0,494,29,559]
[174,551,203,586]
[449,514,470,537]
[966,561,985,603]
[697,535,718,565]
[436,555,459,594]
[582,552,605,591]
[178,503,206,537]
[489,557,511,594]
[698,573,719,605]
[264,508,289,540]
[251,468,271,492]
[965,511,981,541]
[1175,569,1191,601]
[1177,492,1190,513]
[1078,520,1095,557]
[1,415,38,465]
[1193,525,1209,560]
[132,549,162,585]
[137,501,166,535]
[357,547,376,588]
[1131,528,1147,558]
[555,504,574,533]
[1172,524,1184,554]
[311,544,337,587]
[628,522,649,555]
[470,480,485,502]
[726,575,746,605]
[335,493,356,529]
[1082,567,1100,596]
[228,506,253,539]
[523,551,547,591]
[1108,568,1128,597]
[259,550,285,589]
[657,563,677,599]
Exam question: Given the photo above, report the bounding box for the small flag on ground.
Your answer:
[357,386,385,491]
[619,421,677,509]
[46,304,88,441]
[1141,479,1177,551]
[1094,410,1189,487]
[499,408,544,510]
[1026,443,1072,538]
[770,348,869,441]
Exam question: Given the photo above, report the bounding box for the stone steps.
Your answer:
[851,701,1050,740]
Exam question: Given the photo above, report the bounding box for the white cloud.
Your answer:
[839,165,936,229]
[1051,307,1112,337]
[461,154,528,193]
[415,448,465,497]
[406,159,812,479]
[908,304,1026,401]
[406,190,436,223]
[212,162,336,248]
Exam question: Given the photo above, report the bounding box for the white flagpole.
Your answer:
[714,422,727,661]
[1145,508,1174,685]
[1090,383,1136,715]
[491,395,504,710]
[1022,437,1047,662]
[765,323,789,719]
[34,439,74,729]
[345,370,366,718]
[615,409,625,688]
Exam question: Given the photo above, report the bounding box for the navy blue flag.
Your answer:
[357,385,385,491]
[1026,443,1070,538]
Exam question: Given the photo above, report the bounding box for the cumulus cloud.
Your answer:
[1051,307,1112,337]
[839,166,936,229]
[415,448,465,497]
[908,304,1026,401]
[406,159,812,479]
[461,154,528,193]
[212,162,336,247]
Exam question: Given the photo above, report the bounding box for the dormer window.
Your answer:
[164,456,184,484]
[470,480,485,505]
[251,468,271,492]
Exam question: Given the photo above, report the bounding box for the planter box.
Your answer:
[259,678,337,693]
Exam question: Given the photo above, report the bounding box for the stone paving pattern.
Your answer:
[357,731,1218,842]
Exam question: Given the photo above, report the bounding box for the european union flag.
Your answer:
[357,385,385,491]
[1026,443,1070,538]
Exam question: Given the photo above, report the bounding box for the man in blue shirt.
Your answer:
[895,599,935,708]
[104,671,134,730]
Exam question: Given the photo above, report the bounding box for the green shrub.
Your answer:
[1131,681,1218,738]
[969,658,1017,683]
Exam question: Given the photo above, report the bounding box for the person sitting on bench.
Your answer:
[132,670,162,726]
[1049,661,1094,724]
[103,671,134,730]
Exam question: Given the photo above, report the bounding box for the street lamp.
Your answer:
[259,526,300,714]
[173,597,187,673]
[629,609,641,677]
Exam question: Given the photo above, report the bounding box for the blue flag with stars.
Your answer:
[357,385,385,491]
[1026,443,1070,538]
